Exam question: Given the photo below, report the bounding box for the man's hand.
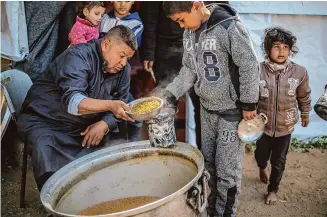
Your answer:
[109,100,135,122]
[301,116,310,127]
[81,121,108,148]
[143,60,154,72]
[242,110,257,121]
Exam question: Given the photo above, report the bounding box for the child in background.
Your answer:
[99,1,143,47]
[161,2,259,216]
[99,1,143,142]
[69,2,106,45]
[255,27,311,205]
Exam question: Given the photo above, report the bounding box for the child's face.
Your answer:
[113,1,134,17]
[169,3,203,31]
[84,6,106,26]
[269,41,290,63]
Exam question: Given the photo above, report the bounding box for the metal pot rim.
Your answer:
[40,141,204,217]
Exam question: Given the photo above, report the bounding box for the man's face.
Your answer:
[101,39,135,74]
[169,4,203,31]
[113,1,134,17]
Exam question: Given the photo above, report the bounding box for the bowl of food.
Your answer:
[126,96,164,121]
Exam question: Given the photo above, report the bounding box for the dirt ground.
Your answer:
[1,149,327,217]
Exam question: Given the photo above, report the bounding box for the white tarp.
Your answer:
[230,2,327,139]
[1,1,29,61]
[231,1,327,16]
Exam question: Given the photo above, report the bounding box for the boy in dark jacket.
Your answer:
[162,2,259,216]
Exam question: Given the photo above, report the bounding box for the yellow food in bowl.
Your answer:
[131,100,160,114]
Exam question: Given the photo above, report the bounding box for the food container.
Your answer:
[237,113,268,143]
[314,85,327,121]
[126,96,164,121]
[40,141,210,217]
[146,106,177,148]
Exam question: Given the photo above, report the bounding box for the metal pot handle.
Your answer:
[187,170,210,213]
[259,113,268,124]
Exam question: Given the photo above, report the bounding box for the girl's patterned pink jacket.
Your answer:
[69,16,99,45]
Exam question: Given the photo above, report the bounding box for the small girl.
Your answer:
[255,27,311,205]
[69,1,106,45]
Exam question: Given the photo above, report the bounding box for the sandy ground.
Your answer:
[1,149,327,217]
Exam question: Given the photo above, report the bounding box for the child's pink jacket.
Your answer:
[69,16,99,45]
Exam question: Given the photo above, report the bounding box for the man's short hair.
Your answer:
[162,1,194,17]
[104,25,138,51]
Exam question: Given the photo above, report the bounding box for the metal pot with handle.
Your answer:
[40,141,210,217]
[314,84,327,121]
[237,113,268,143]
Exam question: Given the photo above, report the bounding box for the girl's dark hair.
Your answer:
[262,26,299,57]
[77,1,105,18]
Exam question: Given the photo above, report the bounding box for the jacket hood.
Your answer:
[206,3,238,29]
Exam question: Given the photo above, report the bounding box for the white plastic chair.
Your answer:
[1,69,32,208]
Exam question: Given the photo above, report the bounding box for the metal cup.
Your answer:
[314,85,327,121]
[146,106,178,148]
[237,113,268,143]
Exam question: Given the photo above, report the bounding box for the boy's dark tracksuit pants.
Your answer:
[255,134,291,193]
[200,106,244,217]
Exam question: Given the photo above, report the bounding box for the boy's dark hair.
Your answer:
[104,25,138,51]
[162,1,194,16]
[77,1,105,18]
[262,26,298,57]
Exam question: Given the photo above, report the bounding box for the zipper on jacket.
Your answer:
[192,32,199,76]
[273,73,280,136]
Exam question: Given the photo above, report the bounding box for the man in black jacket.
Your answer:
[18,26,136,190]
[140,1,184,85]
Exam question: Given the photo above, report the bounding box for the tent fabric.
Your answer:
[231,2,327,16]
[0,1,29,62]
[13,2,67,82]
[230,2,327,139]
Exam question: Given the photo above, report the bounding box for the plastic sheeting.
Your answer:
[231,5,327,139]
[231,1,327,16]
[1,1,29,61]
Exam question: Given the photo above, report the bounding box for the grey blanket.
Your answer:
[14,2,67,81]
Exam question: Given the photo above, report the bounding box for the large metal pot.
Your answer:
[40,141,209,217]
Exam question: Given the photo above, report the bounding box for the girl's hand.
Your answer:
[242,110,257,121]
[301,116,310,127]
